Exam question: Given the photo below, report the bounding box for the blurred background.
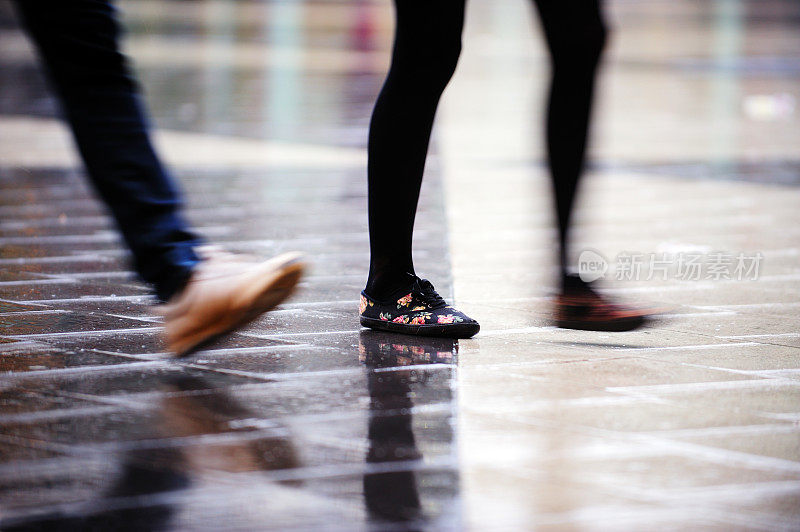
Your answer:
[1,0,799,530]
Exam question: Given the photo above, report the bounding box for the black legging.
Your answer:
[366,0,607,298]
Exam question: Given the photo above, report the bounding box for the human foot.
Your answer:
[359,277,479,338]
[159,248,305,355]
[554,275,653,332]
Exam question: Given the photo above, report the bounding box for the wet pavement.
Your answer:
[1,0,800,530]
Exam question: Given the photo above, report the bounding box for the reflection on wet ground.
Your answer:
[1,334,459,531]
[361,332,458,530]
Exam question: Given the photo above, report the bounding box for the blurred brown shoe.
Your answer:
[158,249,305,355]
[555,276,656,332]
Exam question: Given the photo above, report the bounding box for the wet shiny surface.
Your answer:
[1,0,800,530]
[1,334,460,531]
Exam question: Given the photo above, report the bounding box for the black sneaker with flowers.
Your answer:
[359,277,479,338]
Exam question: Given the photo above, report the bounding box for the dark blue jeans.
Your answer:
[14,0,201,301]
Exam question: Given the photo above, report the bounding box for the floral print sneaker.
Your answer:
[360,278,479,338]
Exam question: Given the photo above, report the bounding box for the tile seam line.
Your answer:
[0,360,450,384]
[479,410,800,473]
[0,326,162,339]
[0,456,458,524]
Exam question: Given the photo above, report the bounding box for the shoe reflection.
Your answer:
[358,330,458,529]
[3,376,298,532]
[159,376,300,477]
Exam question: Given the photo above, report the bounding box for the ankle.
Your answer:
[365,271,417,301]
[157,267,195,303]
[561,273,592,295]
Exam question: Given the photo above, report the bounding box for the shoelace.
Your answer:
[414,278,448,309]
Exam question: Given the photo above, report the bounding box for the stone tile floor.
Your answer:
[1,0,799,530]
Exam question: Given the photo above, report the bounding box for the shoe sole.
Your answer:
[171,254,306,356]
[556,315,647,332]
[360,316,480,339]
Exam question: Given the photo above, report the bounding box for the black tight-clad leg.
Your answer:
[365,0,606,298]
[365,0,466,300]
[533,0,607,291]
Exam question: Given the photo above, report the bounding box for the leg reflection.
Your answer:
[1,376,299,531]
[359,330,458,529]
[1,446,188,532]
